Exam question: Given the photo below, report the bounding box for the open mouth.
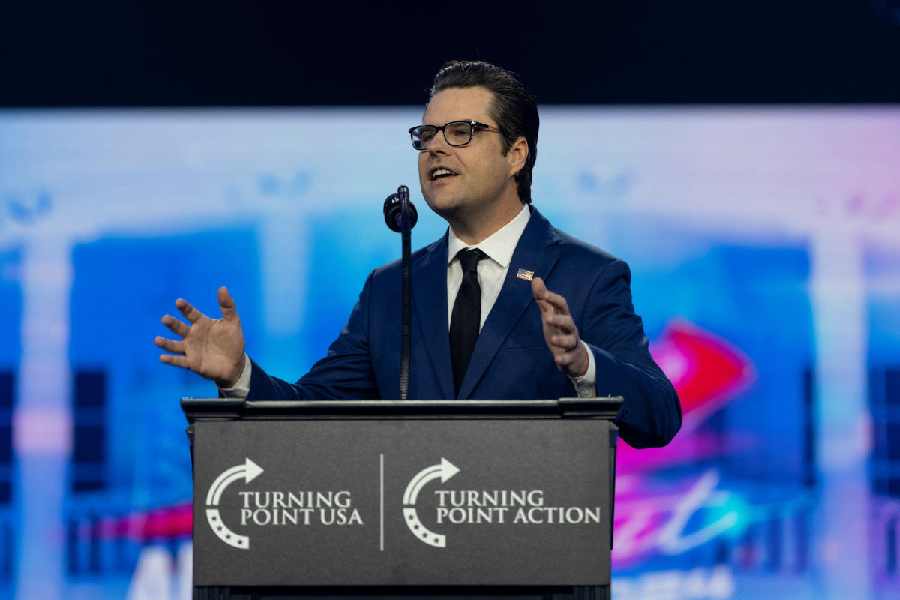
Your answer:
[428,166,459,181]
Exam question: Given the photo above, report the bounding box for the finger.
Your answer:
[541,288,571,315]
[175,298,204,324]
[161,314,190,337]
[218,286,238,321]
[554,349,579,368]
[551,333,579,351]
[154,336,185,354]
[545,313,576,333]
[535,297,554,317]
[531,277,553,306]
[533,277,571,315]
[539,307,564,337]
[159,353,190,368]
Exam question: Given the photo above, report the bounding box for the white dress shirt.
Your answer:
[221,205,596,398]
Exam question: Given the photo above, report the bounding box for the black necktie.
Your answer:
[450,248,487,397]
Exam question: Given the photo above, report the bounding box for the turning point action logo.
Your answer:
[402,458,460,548]
[402,458,603,549]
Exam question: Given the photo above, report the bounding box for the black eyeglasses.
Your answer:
[408,120,500,151]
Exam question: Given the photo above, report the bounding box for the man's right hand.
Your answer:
[154,286,246,387]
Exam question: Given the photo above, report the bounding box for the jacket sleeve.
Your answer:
[245,272,379,401]
[580,259,682,448]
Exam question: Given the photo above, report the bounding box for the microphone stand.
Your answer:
[383,185,418,400]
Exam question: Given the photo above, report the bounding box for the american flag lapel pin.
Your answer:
[516,268,534,281]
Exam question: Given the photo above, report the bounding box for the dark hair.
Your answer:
[430,60,539,204]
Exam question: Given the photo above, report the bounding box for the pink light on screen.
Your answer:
[610,321,758,564]
[616,320,756,474]
[651,320,756,432]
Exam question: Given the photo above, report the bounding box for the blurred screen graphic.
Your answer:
[0,107,899,599]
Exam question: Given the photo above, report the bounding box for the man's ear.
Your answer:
[507,136,529,178]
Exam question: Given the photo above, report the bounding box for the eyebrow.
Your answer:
[421,118,495,126]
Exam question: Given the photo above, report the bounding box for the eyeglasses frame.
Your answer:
[408,119,501,150]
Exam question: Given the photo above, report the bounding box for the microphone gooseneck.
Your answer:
[383,185,417,400]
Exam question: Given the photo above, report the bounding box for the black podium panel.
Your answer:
[192,418,613,588]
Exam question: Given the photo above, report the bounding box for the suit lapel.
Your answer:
[413,233,454,399]
[457,207,562,399]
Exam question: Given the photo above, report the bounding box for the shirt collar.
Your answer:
[447,205,531,269]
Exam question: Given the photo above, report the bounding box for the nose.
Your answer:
[426,143,450,157]
[424,128,453,155]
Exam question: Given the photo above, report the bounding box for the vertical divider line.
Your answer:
[379,453,384,551]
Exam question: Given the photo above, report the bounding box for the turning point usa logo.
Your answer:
[205,458,363,550]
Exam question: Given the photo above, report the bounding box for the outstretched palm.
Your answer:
[155,287,246,387]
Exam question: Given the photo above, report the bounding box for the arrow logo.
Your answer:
[402,458,459,548]
[205,458,264,550]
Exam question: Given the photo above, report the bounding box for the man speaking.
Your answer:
[154,60,681,449]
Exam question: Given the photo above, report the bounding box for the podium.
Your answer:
[182,398,621,600]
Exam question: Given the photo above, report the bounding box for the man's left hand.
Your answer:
[531,277,589,378]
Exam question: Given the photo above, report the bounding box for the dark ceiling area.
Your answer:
[1,1,899,107]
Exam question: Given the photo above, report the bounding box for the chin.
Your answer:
[423,189,462,216]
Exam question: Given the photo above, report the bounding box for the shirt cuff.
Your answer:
[218,354,251,399]
[569,340,597,398]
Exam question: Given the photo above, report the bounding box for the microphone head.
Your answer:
[383,185,418,232]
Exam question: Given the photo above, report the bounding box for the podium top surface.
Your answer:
[181,397,623,422]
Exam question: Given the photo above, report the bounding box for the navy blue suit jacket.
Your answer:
[247,206,681,448]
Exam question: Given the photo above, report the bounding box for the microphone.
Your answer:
[383,185,417,400]
[383,185,418,232]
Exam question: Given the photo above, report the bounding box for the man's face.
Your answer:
[417,86,516,219]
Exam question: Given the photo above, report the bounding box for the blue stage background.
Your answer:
[0,107,899,599]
